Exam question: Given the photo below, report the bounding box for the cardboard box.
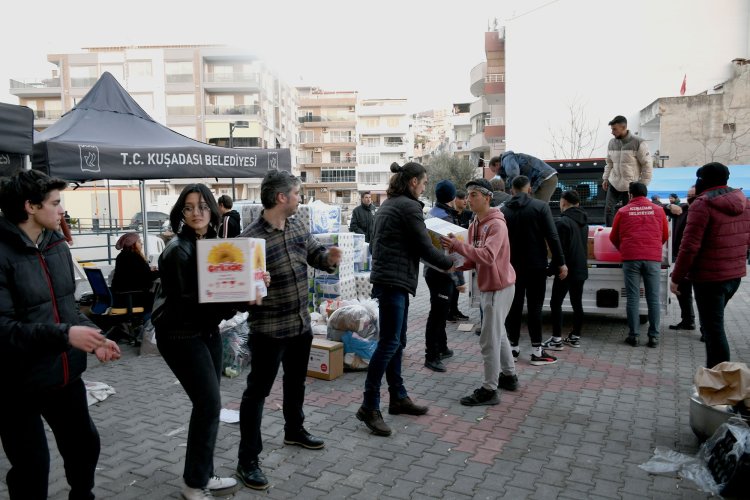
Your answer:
[587,237,595,260]
[197,238,266,303]
[423,217,468,269]
[307,338,344,380]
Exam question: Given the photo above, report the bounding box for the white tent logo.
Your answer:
[268,152,278,170]
[0,154,9,165]
[79,145,100,173]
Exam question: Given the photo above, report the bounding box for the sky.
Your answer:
[2,0,748,158]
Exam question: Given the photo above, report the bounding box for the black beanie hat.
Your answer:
[696,162,729,195]
[435,180,457,203]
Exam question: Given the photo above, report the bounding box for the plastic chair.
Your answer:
[83,267,145,345]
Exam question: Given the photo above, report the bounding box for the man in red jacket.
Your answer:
[671,162,750,368]
[610,182,669,347]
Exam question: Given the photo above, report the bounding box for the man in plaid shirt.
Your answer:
[235,170,341,491]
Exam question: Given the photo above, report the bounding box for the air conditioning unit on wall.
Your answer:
[314,148,322,153]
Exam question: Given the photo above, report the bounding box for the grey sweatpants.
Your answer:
[479,285,516,391]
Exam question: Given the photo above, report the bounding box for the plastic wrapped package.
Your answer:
[219,312,251,378]
[308,201,341,234]
[341,331,378,362]
[326,299,379,340]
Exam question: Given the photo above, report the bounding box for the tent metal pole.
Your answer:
[139,180,149,260]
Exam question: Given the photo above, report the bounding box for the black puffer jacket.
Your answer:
[501,192,565,273]
[556,206,589,281]
[0,216,93,391]
[370,193,453,295]
[220,210,241,238]
[152,226,237,338]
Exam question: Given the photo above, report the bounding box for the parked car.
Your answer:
[128,211,169,231]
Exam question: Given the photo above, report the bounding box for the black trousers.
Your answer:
[550,277,585,337]
[505,269,548,346]
[238,332,312,466]
[158,332,223,489]
[676,280,695,325]
[449,287,461,316]
[604,185,631,227]
[424,269,454,360]
[0,378,100,500]
[693,279,741,368]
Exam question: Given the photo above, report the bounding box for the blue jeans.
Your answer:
[693,278,741,368]
[622,260,661,338]
[363,285,410,410]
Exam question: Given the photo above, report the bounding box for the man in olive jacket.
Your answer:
[0,170,120,500]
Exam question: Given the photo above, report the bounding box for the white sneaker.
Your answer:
[182,486,213,500]
[207,475,237,490]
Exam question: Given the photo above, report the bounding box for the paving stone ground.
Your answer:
[3,268,748,499]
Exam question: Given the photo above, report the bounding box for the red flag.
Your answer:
[680,74,686,96]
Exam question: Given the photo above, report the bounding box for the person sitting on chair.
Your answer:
[111,233,158,311]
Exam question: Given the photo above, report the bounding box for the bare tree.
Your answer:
[548,98,602,159]
[424,154,478,202]
[689,90,750,165]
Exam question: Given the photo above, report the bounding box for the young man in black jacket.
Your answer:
[349,191,376,243]
[0,170,120,500]
[543,190,589,350]
[501,176,567,365]
[218,194,241,238]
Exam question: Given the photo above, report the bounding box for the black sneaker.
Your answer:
[541,337,564,351]
[388,396,428,415]
[511,346,519,361]
[424,359,446,372]
[624,335,639,347]
[563,335,581,348]
[647,337,659,348]
[236,461,269,490]
[460,387,499,406]
[475,327,481,336]
[283,428,325,449]
[530,350,557,366]
[439,349,454,360]
[498,373,519,391]
[669,322,696,330]
[452,311,469,321]
[356,407,392,436]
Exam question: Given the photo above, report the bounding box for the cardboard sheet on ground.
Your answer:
[457,323,475,332]
[695,362,750,406]
[85,380,116,406]
[220,408,240,423]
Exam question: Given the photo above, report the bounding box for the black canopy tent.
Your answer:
[0,102,34,177]
[32,72,291,256]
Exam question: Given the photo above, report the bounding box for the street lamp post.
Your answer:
[228,120,250,199]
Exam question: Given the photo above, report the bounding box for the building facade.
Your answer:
[356,98,411,205]
[9,44,298,209]
[296,87,358,208]
[469,26,506,178]
[640,58,750,168]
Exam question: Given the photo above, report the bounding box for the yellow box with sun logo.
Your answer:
[197,238,266,303]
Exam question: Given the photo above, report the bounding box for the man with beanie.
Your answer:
[423,180,462,372]
[609,182,669,348]
[349,191,376,243]
[441,178,518,405]
[502,176,567,365]
[671,163,750,368]
[603,115,653,226]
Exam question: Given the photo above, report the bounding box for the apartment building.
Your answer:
[413,103,472,163]
[296,87,358,208]
[9,45,297,205]
[356,98,411,205]
[469,26,506,177]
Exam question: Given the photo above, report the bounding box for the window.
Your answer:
[299,130,315,143]
[330,151,341,163]
[363,117,380,128]
[384,136,404,147]
[171,126,197,139]
[329,130,353,143]
[166,94,195,116]
[724,123,737,134]
[100,64,124,82]
[358,172,390,184]
[386,117,400,128]
[165,61,193,83]
[70,66,98,87]
[150,187,168,204]
[358,153,380,165]
[361,136,380,147]
[321,168,356,183]
[335,190,352,204]
[128,61,152,78]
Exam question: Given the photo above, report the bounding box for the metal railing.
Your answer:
[485,73,505,83]
[205,104,260,115]
[10,77,61,89]
[166,74,193,83]
[298,115,356,123]
[70,77,99,88]
[485,117,505,126]
[204,72,259,84]
[34,109,63,120]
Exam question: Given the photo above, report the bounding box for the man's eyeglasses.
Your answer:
[182,204,210,216]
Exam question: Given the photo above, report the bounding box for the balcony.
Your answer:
[298,114,356,127]
[203,72,260,91]
[33,109,63,120]
[205,104,260,116]
[166,73,193,84]
[470,62,487,97]
[470,97,489,119]
[298,91,356,108]
[71,77,99,88]
[468,132,489,153]
[10,77,62,97]
[484,117,505,141]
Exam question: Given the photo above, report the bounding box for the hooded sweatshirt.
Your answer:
[220,209,241,238]
[556,206,589,281]
[672,187,750,283]
[451,208,516,292]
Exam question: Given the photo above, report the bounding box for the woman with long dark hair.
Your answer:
[356,162,454,437]
[111,232,157,309]
[151,184,239,500]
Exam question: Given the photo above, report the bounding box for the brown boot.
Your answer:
[356,406,392,436]
[388,396,428,416]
